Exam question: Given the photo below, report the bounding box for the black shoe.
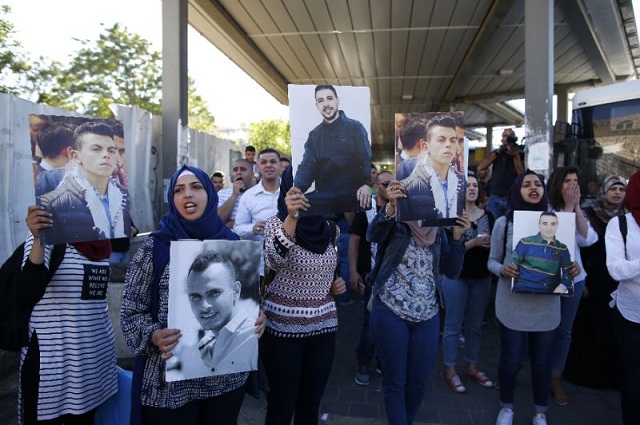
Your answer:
[354,364,370,386]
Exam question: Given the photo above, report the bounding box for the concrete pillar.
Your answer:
[524,0,554,177]
[557,87,569,124]
[161,0,188,209]
[486,125,494,152]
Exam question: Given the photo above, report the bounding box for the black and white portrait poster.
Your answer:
[289,84,372,216]
[511,211,576,296]
[166,239,261,381]
[395,111,467,226]
[32,115,132,245]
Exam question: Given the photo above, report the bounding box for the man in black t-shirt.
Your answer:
[349,170,392,385]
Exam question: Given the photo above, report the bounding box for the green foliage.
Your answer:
[247,119,291,156]
[0,5,31,95]
[47,23,163,117]
[1,17,216,132]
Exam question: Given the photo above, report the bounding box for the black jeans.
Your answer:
[141,384,246,425]
[261,331,336,425]
[612,307,640,425]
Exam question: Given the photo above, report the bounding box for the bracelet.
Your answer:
[383,204,396,220]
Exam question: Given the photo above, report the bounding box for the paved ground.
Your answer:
[0,299,623,424]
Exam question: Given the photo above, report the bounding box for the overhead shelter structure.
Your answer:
[161,0,640,170]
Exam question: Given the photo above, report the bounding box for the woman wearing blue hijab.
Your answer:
[121,165,264,425]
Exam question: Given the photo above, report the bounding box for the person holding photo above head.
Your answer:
[564,175,627,390]
[294,84,372,214]
[545,166,597,406]
[19,205,117,424]
[396,114,465,224]
[442,174,495,394]
[121,165,265,425]
[605,170,640,425]
[488,170,579,425]
[261,166,347,425]
[367,179,468,424]
[39,121,131,245]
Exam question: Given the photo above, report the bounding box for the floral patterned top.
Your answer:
[378,237,438,322]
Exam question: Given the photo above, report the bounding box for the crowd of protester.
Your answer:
[14,117,639,425]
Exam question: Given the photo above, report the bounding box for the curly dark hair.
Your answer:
[547,165,581,210]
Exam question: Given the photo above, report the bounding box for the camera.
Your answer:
[506,134,518,144]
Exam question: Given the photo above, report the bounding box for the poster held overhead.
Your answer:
[395,112,467,227]
[289,84,372,216]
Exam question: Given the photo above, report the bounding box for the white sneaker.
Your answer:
[532,413,547,425]
[495,408,514,425]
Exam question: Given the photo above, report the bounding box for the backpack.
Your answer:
[0,242,65,352]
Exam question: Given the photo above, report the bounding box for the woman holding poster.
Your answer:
[19,205,116,424]
[260,166,346,424]
[121,165,264,425]
[488,170,578,425]
[366,179,468,424]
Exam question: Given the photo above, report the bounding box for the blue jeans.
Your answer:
[498,323,555,413]
[551,279,585,374]
[442,276,492,366]
[486,195,508,220]
[370,300,439,425]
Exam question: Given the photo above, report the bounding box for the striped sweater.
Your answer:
[19,236,117,422]
[262,216,338,338]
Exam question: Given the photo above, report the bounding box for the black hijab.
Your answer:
[505,169,548,221]
[277,166,331,254]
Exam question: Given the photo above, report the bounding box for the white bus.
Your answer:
[557,79,640,188]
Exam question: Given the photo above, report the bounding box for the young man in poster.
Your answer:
[293,85,372,215]
[512,212,573,294]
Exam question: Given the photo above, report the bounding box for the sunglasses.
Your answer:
[380,180,391,187]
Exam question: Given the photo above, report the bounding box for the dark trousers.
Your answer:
[141,384,246,425]
[21,332,97,425]
[612,307,640,425]
[355,281,375,365]
[498,323,554,411]
[262,332,336,425]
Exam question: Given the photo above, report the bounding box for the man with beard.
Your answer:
[294,85,372,216]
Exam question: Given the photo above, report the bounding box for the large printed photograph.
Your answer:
[395,112,467,226]
[511,211,576,296]
[31,115,131,245]
[289,84,372,216]
[166,240,261,381]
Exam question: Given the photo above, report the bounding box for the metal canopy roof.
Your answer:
[187,0,639,162]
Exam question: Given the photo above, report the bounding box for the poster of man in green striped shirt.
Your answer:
[511,211,575,295]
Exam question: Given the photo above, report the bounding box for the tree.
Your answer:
[24,23,215,132]
[247,119,291,157]
[0,5,30,95]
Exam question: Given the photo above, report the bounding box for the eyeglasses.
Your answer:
[380,181,391,187]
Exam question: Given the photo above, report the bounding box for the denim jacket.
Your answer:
[366,207,465,309]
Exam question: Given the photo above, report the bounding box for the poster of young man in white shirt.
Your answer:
[166,239,261,381]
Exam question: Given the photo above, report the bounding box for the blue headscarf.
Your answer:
[154,164,239,244]
[277,165,330,254]
[506,169,548,221]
